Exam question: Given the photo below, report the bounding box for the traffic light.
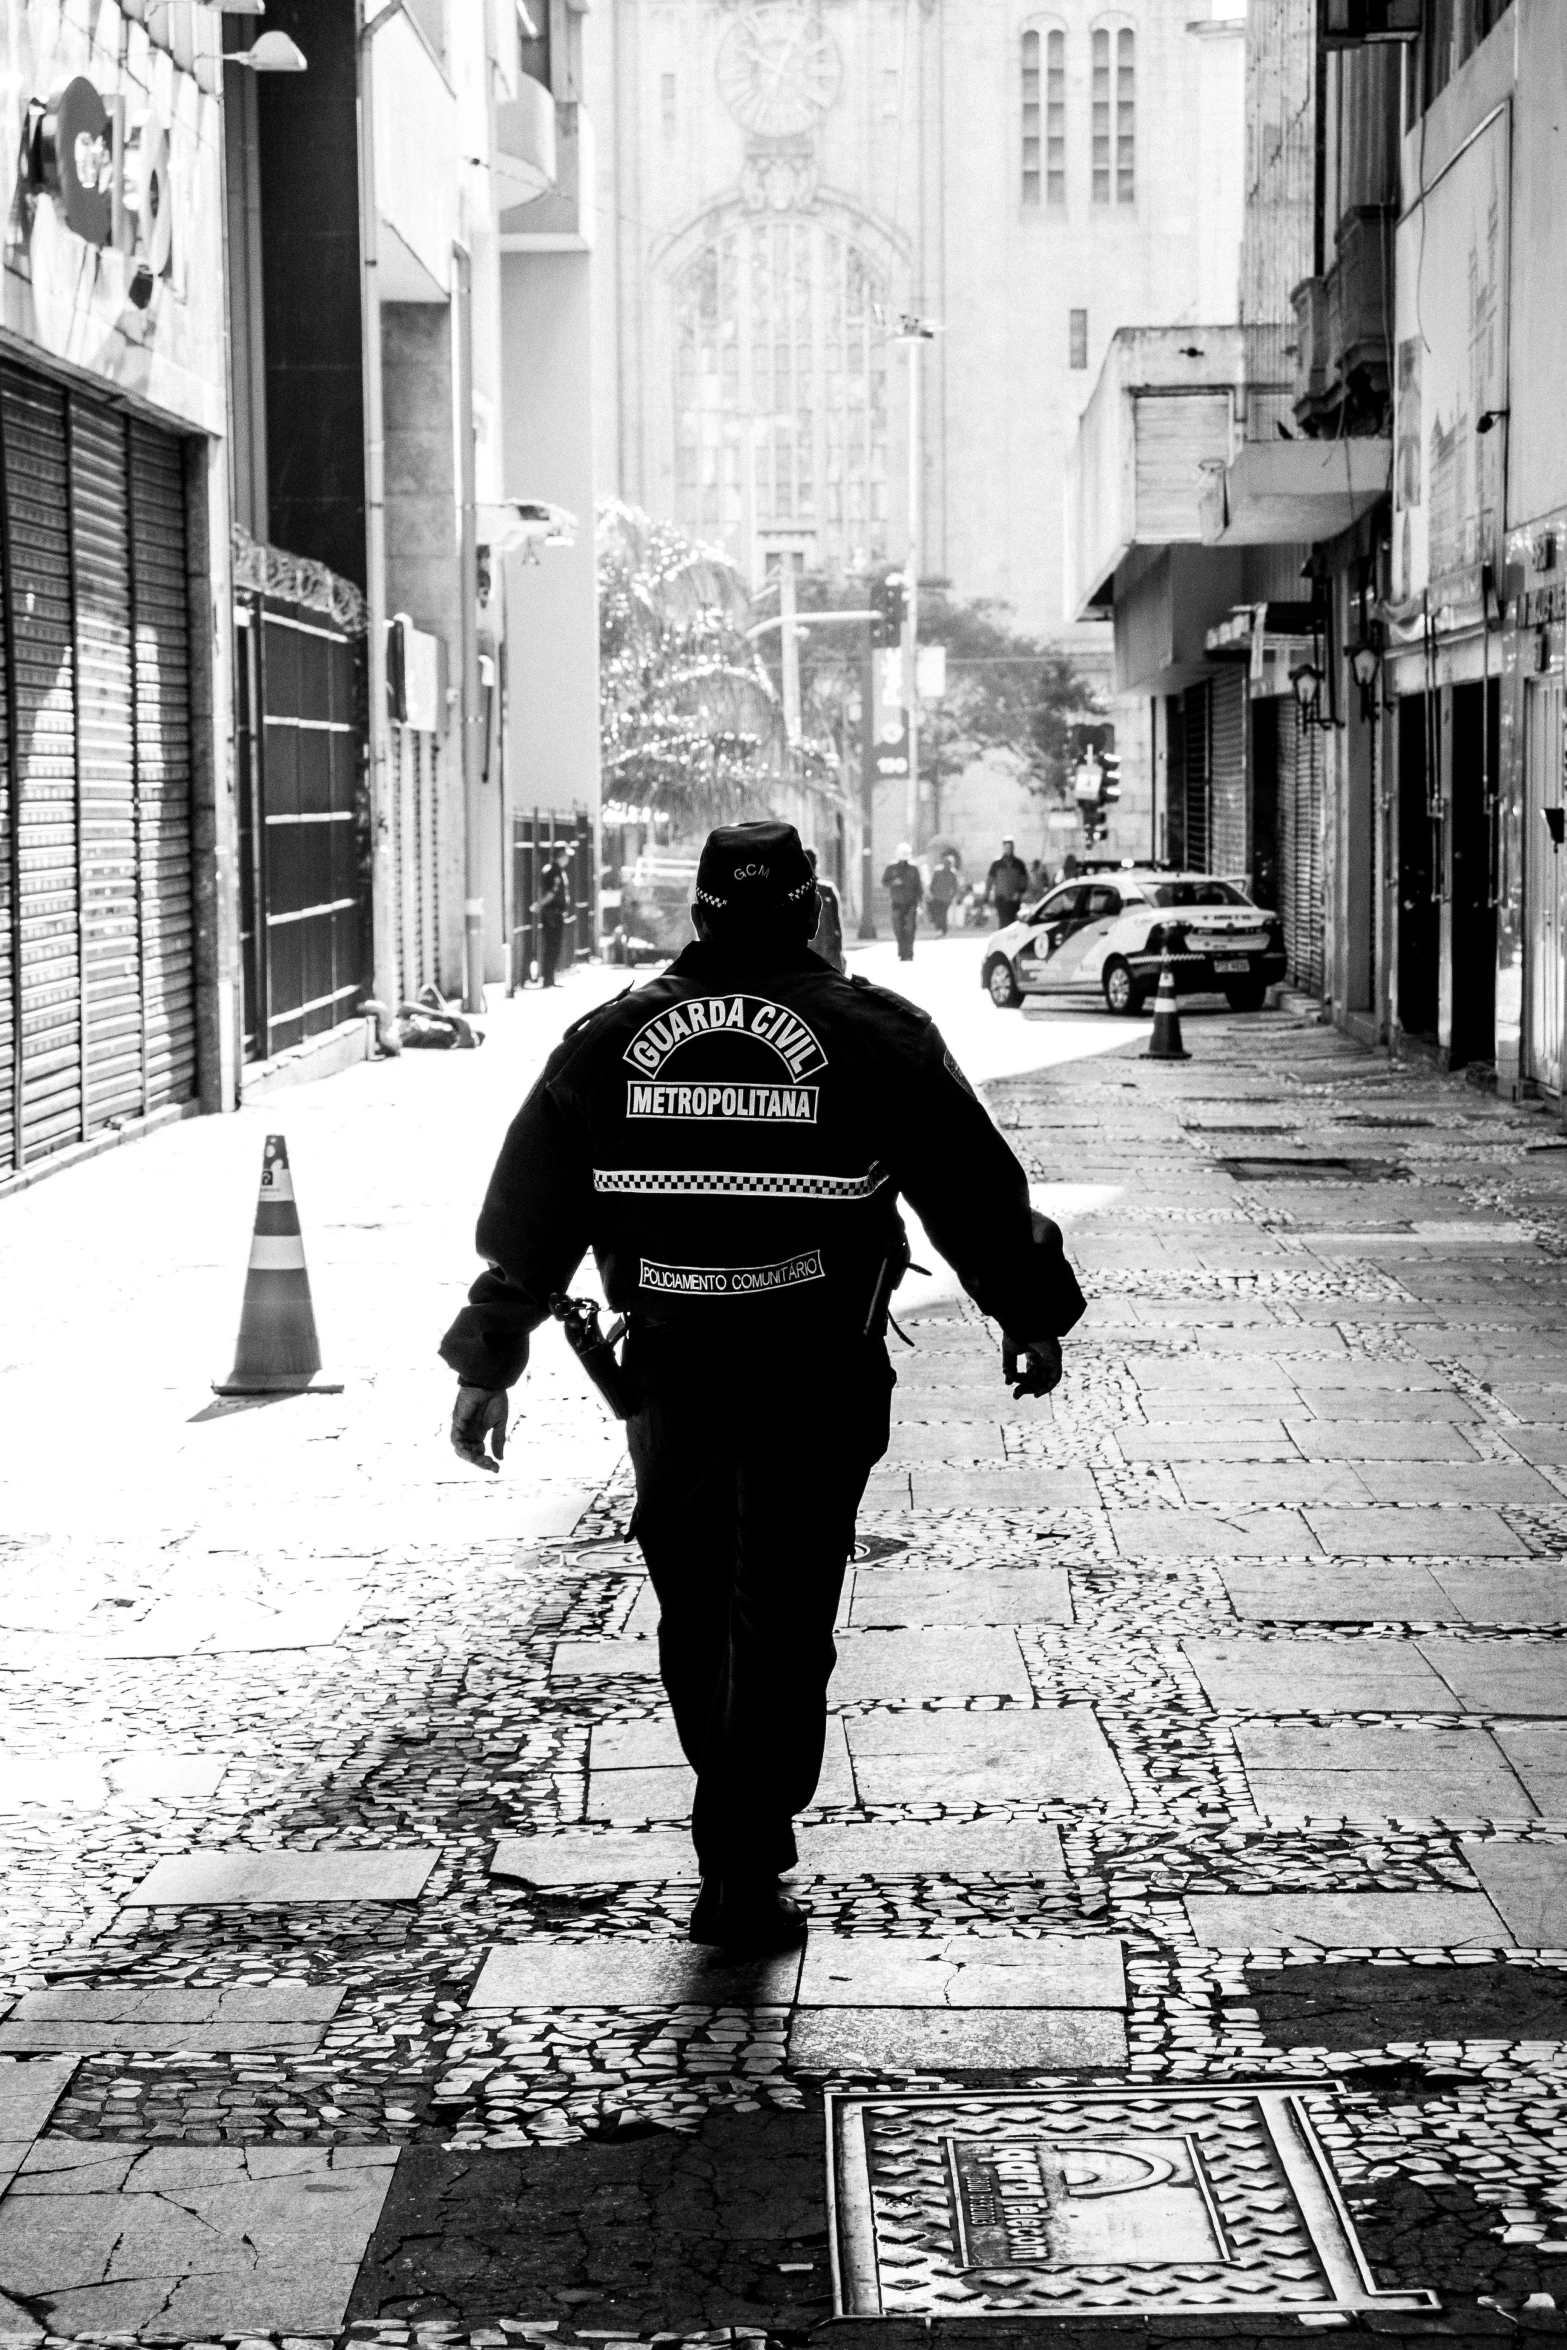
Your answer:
[872,570,907,648]
[1098,749,1122,805]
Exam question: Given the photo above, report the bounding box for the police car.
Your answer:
[981,870,1286,1016]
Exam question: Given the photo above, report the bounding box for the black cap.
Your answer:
[694,820,815,916]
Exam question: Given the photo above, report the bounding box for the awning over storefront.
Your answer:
[1199,439,1391,546]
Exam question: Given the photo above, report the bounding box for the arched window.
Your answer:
[1091,22,1135,205]
[673,219,890,572]
[1021,24,1066,208]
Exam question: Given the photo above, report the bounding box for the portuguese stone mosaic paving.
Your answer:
[4,1007,1567,2338]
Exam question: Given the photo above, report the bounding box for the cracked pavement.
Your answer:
[4,946,1567,2343]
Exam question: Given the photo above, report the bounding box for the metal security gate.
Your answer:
[235,564,369,1063]
[1523,675,1565,1093]
[1183,682,1212,872]
[1279,696,1325,995]
[1209,669,1248,877]
[390,721,441,1002]
[0,364,195,1178]
[511,809,592,989]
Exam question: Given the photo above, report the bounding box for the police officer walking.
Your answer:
[440,821,1084,1953]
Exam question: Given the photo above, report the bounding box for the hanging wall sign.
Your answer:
[30,76,174,285]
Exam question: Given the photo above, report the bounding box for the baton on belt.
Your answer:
[549,1293,637,1420]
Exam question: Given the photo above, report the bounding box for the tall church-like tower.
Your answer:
[588,0,1244,856]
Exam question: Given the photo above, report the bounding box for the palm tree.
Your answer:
[597,502,789,832]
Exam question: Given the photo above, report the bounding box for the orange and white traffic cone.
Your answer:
[1143,952,1190,1062]
[213,1135,342,1395]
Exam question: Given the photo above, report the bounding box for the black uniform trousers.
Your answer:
[891,905,918,960]
[993,896,1020,930]
[622,1328,893,1878]
[539,913,565,987]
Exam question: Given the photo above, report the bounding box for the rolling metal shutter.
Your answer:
[2,372,79,1165]
[1279,696,1325,995]
[69,398,141,1128]
[0,506,11,1172]
[1183,682,1211,873]
[129,420,196,1111]
[391,724,441,1002]
[1209,668,1248,877]
[0,364,195,1179]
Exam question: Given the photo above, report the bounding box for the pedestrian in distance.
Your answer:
[533,855,571,988]
[882,841,923,961]
[927,851,960,936]
[986,837,1031,931]
[805,845,845,973]
[440,819,1085,1954]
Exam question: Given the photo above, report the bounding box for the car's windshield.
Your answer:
[1152,880,1251,907]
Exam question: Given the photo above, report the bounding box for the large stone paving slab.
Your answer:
[1182,1636,1458,1712]
[1356,1463,1562,1505]
[845,1704,1127,1808]
[908,1468,1101,1510]
[0,1984,343,2055]
[0,2141,398,2340]
[1183,1892,1506,1950]
[488,1817,1066,1884]
[829,1628,1031,1703]
[1109,1509,1317,1557]
[585,1719,858,1819]
[1287,1421,1487,1461]
[1233,1721,1537,1819]
[126,1849,439,1905]
[1173,1465,1372,1507]
[1219,1563,1460,1622]
[1416,1637,1567,1715]
[1303,1507,1527,1556]
[789,2008,1128,2070]
[1461,1842,1567,1945]
[1491,1724,1567,1815]
[550,1638,658,1680]
[0,2060,74,2143]
[797,1932,1125,2007]
[468,1938,801,2009]
[847,1564,1072,1628]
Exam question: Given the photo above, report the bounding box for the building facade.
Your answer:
[0,2,233,1186]
[591,0,1246,887]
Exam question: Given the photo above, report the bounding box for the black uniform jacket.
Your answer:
[439,938,1085,1388]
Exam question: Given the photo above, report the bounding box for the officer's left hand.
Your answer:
[451,1384,509,1472]
[1004,1336,1064,1400]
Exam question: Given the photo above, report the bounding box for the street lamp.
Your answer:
[1290,662,1324,721]
[1350,639,1382,721]
[891,313,941,848]
[228,30,308,67]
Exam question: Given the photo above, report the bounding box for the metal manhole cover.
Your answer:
[1215,1155,1408,1182]
[827,2086,1436,2318]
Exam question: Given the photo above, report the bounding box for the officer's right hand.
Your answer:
[1003,1337,1064,1400]
[451,1384,509,1472]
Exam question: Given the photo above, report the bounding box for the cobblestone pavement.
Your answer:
[5,958,1567,2346]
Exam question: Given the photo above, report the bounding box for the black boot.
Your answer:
[689,1875,808,1953]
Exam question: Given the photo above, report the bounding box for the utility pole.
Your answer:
[355,3,397,1025]
[895,315,936,851]
[860,617,877,938]
[778,550,802,748]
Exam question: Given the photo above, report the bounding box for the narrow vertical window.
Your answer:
[1046,29,1066,205]
[1021,30,1041,206]
[1116,28,1136,203]
[1091,29,1111,203]
[661,71,677,132]
[1069,307,1088,369]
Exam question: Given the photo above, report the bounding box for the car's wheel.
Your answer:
[1102,957,1144,1016]
[985,956,1022,1009]
[1224,979,1267,1013]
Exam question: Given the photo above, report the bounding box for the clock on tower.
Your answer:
[716,2,842,139]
